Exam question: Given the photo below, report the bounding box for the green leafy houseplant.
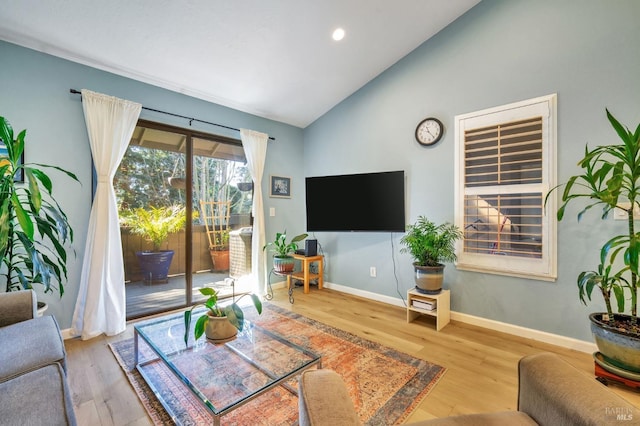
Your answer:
[400,216,462,267]
[400,216,462,294]
[263,231,308,257]
[263,231,308,273]
[0,116,79,297]
[120,205,187,251]
[547,109,640,373]
[183,284,262,345]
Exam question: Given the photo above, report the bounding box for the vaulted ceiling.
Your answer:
[0,0,480,128]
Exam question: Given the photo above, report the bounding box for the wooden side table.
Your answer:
[290,254,324,294]
[407,289,450,331]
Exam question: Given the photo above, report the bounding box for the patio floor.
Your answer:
[125,270,251,318]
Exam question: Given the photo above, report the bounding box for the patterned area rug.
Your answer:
[110,303,445,425]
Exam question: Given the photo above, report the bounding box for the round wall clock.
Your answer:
[415,117,444,146]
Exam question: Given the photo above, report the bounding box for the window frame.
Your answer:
[454,94,558,281]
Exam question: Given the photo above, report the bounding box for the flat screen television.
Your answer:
[305,170,405,232]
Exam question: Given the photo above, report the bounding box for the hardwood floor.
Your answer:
[65,287,640,425]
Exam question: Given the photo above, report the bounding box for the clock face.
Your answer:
[415,118,443,146]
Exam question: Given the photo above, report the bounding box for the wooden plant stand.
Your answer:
[594,363,640,391]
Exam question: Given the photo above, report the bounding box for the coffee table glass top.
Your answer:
[134,309,321,418]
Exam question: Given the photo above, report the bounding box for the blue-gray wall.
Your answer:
[0,40,305,329]
[304,0,640,341]
[2,0,639,342]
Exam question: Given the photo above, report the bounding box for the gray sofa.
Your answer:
[0,290,77,426]
[299,352,640,426]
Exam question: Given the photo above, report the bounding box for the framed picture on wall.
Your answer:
[270,175,291,198]
[0,140,24,182]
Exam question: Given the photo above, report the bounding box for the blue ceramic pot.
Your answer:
[590,313,640,373]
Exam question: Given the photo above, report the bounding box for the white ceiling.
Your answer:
[0,0,480,128]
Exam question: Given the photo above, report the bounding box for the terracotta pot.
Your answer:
[274,256,295,273]
[413,263,444,294]
[210,249,230,272]
[590,313,640,373]
[205,313,238,342]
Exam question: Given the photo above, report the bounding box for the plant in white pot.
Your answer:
[0,116,79,309]
[120,205,186,283]
[400,216,462,294]
[263,231,308,273]
[547,109,640,374]
[183,281,262,344]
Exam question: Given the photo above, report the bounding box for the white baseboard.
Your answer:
[61,329,76,340]
[323,281,597,354]
[61,281,596,353]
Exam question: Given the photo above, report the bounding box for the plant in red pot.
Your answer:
[263,231,308,273]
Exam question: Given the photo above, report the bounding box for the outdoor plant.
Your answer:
[0,116,79,297]
[183,283,262,345]
[120,205,187,251]
[546,109,639,334]
[400,216,462,266]
[211,228,230,251]
[263,231,308,257]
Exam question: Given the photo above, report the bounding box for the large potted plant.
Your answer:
[400,216,462,294]
[0,116,78,306]
[120,205,186,283]
[548,109,640,374]
[263,231,308,273]
[183,280,262,344]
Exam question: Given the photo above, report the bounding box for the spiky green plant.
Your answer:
[546,109,640,326]
[120,205,187,251]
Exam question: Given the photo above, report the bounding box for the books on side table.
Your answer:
[411,299,436,311]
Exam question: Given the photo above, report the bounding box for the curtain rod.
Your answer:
[69,89,275,141]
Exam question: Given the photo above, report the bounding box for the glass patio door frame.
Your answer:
[125,119,245,318]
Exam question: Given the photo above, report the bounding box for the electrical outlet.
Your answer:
[370,267,376,278]
[614,202,640,220]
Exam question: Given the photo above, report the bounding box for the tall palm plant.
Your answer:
[0,116,79,297]
[548,109,640,328]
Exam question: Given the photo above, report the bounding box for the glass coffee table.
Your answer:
[134,310,322,425]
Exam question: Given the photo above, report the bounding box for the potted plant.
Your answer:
[0,116,79,308]
[263,231,308,273]
[183,280,262,344]
[400,216,462,294]
[547,109,640,374]
[120,205,186,283]
[209,228,230,272]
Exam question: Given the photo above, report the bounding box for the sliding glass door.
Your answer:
[114,120,252,319]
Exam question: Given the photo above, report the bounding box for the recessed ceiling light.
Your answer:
[332,28,345,41]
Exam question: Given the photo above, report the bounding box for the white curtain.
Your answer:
[240,129,269,295]
[71,90,141,340]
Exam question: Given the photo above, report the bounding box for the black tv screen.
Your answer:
[305,170,405,232]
